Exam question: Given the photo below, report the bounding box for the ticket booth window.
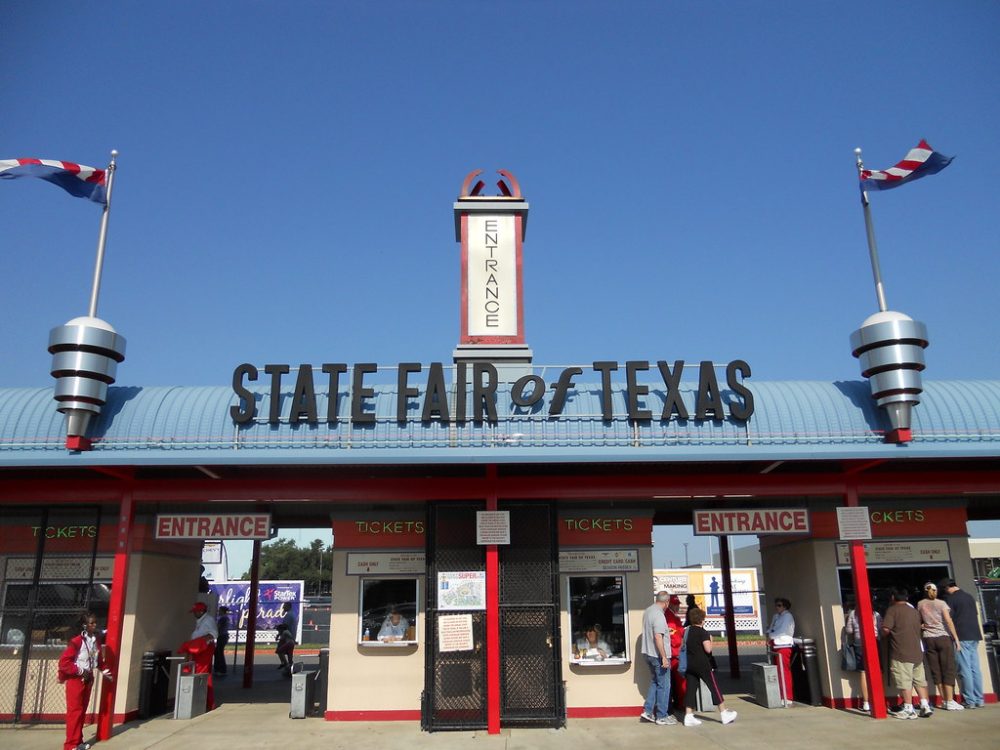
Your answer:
[567,576,628,664]
[359,578,418,646]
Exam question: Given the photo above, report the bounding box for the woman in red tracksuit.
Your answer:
[58,612,112,750]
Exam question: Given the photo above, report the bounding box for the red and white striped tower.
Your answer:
[452,169,532,381]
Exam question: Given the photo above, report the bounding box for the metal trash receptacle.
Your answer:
[791,637,823,706]
[138,650,171,719]
[174,672,208,720]
[290,670,318,719]
[316,648,329,715]
[753,662,783,708]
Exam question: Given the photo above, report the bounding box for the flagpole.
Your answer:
[87,149,118,318]
[854,148,888,313]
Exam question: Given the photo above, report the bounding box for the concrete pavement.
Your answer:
[3,654,997,750]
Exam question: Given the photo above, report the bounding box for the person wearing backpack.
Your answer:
[680,607,737,727]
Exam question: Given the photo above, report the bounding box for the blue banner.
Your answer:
[209,580,303,644]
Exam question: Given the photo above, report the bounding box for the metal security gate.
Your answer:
[423,503,487,730]
[422,501,563,731]
[0,507,107,724]
[498,502,563,727]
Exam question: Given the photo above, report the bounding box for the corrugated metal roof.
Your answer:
[1,379,999,466]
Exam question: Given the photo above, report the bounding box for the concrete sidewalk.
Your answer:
[4,656,997,750]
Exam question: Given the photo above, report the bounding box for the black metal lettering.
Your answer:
[726,359,754,421]
[473,363,498,424]
[657,360,689,420]
[549,367,582,416]
[321,363,347,425]
[592,361,618,421]
[263,364,290,424]
[695,361,725,421]
[396,363,421,425]
[511,375,545,407]
[422,362,450,423]
[625,360,651,421]
[288,365,318,424]
[230,363,258,424]
[351,363,377,424]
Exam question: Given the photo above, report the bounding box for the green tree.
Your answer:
[241,538,332,596]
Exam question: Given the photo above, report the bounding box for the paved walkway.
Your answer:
[4,655,997,750]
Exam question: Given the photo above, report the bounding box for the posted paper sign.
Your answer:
[438,614,474,653]
[437,571,486,611]
[476,511,510,545]
[836,507,872,540]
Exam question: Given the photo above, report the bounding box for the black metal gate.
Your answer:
[498,502,564,727]
[0,507,108,724]
[422,501,563,731]
[423,503,487,730]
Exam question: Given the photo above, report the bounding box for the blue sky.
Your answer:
[3,2,998,576]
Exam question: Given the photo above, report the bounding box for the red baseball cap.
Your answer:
[190,602,208,614]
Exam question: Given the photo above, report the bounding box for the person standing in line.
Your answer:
[939,578,985,708]
[916,582,963,710]
[639,591,675,725]
[683,594,698,627]
[179,601,218,711]
[58,612,112,750]
[842,595,882,712]
[275,601,298,674]
[883,587,933,719]
[709,577,720,609]
[664,594,687,711]
[214,605,231,676]
[681,607,737,726]
[766,597,795,702]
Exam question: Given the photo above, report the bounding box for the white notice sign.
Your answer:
[559,549,639,573]
[466,214,518,336]
[836,507,873,540]
[836,540,951,566]
[346,552,425,575]
[438,614,475,653]
[476,511,511,545]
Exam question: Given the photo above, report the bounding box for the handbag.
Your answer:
[677,628,690,675]
[841,639,858,671]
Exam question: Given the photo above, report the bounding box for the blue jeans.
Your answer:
[956,641,984,706]
[643,655,671,717]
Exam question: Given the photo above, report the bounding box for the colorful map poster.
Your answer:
[437,571,486,611]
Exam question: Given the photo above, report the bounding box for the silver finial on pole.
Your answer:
[854,147,888,312]
[87,150,118,318]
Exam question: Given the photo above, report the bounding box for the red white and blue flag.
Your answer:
[859,140,953,192]
[0,158,108,204]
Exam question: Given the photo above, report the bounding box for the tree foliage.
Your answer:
[241,537,332,596]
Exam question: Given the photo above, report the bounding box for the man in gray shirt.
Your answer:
[640,591,675,725]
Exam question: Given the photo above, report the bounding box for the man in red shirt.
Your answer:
[665,594,686,710]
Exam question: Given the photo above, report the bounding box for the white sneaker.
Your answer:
[947,700,965,711]
[861,702,870,711]
[720,709,737,725]
[683,714,702,727]
[640,711,655,722]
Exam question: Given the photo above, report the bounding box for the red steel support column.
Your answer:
[243,539,262,689]
[718,534,740,678]
[846,482,886,718]
[485,466,501,734]
[97,491,134,740]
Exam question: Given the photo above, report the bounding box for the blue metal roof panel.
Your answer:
[1,379,999,466]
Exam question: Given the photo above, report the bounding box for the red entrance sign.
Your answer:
[155,513,271,540]
[693,508,809,535]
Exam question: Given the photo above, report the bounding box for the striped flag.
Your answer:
[859,140,953,192]
[0,158,108,204]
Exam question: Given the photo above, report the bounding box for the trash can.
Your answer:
[984,635,1000,700]
[138,650,171,719]
[752,662,784,708]
[290,670,318,719]
[316,648,329,716]
[174,671,208,720]
[791,637,823,706]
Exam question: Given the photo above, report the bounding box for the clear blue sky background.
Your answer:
[3,2,998,577]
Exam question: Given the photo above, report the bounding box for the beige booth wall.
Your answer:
[115,549,204,716]
[762,536,996,706]
[327,551,425,714]
[560,546,652,710]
